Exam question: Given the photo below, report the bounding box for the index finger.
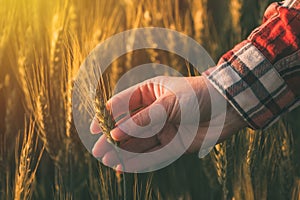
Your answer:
[106,83,156,120]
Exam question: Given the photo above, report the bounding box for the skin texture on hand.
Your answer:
[90,75,247,171]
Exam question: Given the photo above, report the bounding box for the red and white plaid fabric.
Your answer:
[204,0,300,129]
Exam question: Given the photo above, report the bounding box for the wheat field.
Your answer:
[0,0,300,199]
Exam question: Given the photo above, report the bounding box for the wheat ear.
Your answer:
[94,76,117,145]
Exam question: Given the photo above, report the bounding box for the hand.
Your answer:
[90,75,247,172]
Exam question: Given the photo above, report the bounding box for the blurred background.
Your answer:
[0,0,300,199]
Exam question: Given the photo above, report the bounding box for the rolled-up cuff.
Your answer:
[204,43,298,130]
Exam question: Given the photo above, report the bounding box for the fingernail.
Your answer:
[110,129,115,137]
[110,129,119,141]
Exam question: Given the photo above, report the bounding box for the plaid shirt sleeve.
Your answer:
[203,0,300,130]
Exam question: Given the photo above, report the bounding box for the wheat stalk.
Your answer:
[212,143,229,199]
[92,69,129,199]
[230,0,242,41]
[14,118,44,200]
[191,0,206,44]
[277,120,294,199]
[292,179,300,200]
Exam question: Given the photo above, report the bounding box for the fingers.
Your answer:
[111,100,167,141]
[92,134,114,158]
[101,124,179,171]
[115,144,176,172]
[101,140,166,171]
[90,84,155,135]
[92,124,168,166]
[101,136,160,167]
[91,77,167,138]
[90,117,102,134]
[106,85,141,119]
[106,82,157,120]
